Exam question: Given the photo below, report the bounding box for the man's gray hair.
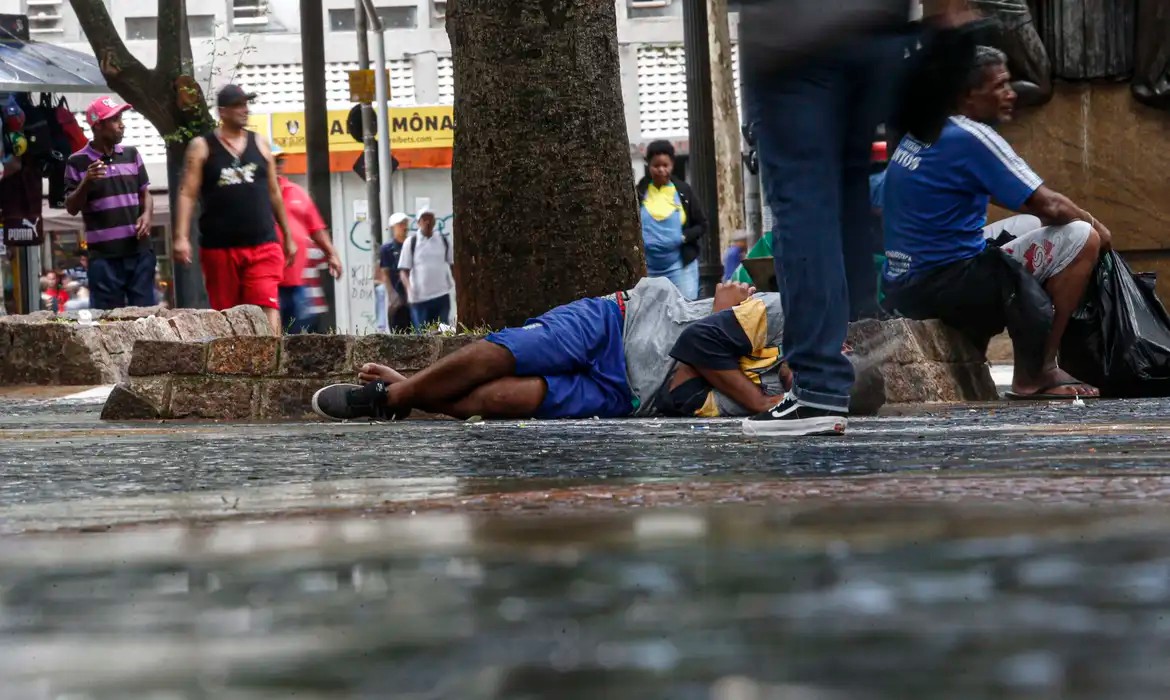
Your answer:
[967,46,1009,91]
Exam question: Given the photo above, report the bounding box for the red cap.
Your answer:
[85,96,132,127]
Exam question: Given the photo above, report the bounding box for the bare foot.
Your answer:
[1011,367,1099,398]
[358,363,406,385]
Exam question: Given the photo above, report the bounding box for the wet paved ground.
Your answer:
[4,394,1170,697]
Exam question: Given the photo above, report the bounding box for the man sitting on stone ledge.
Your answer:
[882,46,1111,400]
[311,277,850,436]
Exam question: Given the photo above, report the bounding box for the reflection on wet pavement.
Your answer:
[5,506,1170,699]
[5,397,1170,697]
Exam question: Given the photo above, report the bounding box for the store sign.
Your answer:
[268,106,453,154]
[2,217,42,247]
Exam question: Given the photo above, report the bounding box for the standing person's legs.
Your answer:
[237,242,285,334]
[86,256,125,310]
[374,283,389,332]
[842,36,906,322]
[680,259,701,300]
[410,295,450,331]
[278,286,306,333]
[124,248,157,307]
[200,248,244,311]
[391,303,412,332]
[749,58,854,413]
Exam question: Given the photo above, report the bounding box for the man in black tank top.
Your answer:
[173,85,295,334]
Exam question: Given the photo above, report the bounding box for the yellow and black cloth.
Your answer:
[656,298,785,417]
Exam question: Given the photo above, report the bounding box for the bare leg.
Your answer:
[1012,229,1101,397]
[264,307,282,335]
[369,340,518,412]
[436,377,547,419]
[668,362,785,414]
[358,361,545,419]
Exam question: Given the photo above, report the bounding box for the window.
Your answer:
[329,6,418,31]
[125,16,157,41]
[232,0,269,31]
[126,15,213,40]
[431,1,446,29]
[189,15,216,38]
[627,0,681,19]
[25,0,65,35]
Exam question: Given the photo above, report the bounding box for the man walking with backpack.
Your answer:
[398,208,453,330]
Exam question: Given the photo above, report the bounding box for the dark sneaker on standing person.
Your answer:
[311,381,403,422]
[742,393,848,437]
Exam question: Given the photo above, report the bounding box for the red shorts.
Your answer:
[201,241,284,311]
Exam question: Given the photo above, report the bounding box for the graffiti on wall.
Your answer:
[349,212,454,253]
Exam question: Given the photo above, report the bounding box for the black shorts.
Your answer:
[883,246,1053,375]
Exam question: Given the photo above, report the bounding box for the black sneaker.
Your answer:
[742,394,848,437]
[311,381,407,422]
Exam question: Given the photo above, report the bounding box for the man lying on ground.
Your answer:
[882,46,1111,400]
[312,277,849,436]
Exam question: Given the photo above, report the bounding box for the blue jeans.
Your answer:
[661,259,700,301]
[410,294,451,331]
[374,284,389,332]
[745,36,905,411]
[88,248,156,310]
[279,285,317,334]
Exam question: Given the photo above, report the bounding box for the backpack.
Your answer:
[55,97,88,154]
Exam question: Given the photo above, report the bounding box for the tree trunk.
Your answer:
[167,141,208,307]
[446,0,645,329]
[708,0,745,252]
[70,0,214,307]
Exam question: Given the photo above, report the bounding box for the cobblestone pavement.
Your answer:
[2,395,1170,531]
[6,395,1170,698]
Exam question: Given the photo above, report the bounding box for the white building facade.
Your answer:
[1,0,741,328]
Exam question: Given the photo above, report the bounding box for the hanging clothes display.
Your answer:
[0,90,70,247]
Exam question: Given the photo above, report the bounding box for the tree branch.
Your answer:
[68,0,148,83]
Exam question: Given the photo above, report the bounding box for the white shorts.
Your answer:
[983,215,1093,284]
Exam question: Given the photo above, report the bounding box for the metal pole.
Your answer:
[361,0,394,220]
[355,0,383,255]
[682,0,721,297]
[300,0,336,330]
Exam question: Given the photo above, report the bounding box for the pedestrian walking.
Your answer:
[635,140,706,300]
[398,208,453,331]
[63,96,154,310]
[172,85,295,334]
[273,146,342,334]
[377,212,412,333]
[738,0,975,436]
[722,231,749,282]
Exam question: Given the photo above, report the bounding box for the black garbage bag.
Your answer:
[1059,251,1170,398]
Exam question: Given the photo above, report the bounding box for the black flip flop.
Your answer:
[1004,381,1099,401]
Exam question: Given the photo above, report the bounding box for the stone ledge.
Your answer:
[102,317,993,422]
[103,332,481,421]
[848,319,998,404]
[0,304,273,387]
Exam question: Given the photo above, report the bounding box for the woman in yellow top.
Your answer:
[635,140,708,300]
